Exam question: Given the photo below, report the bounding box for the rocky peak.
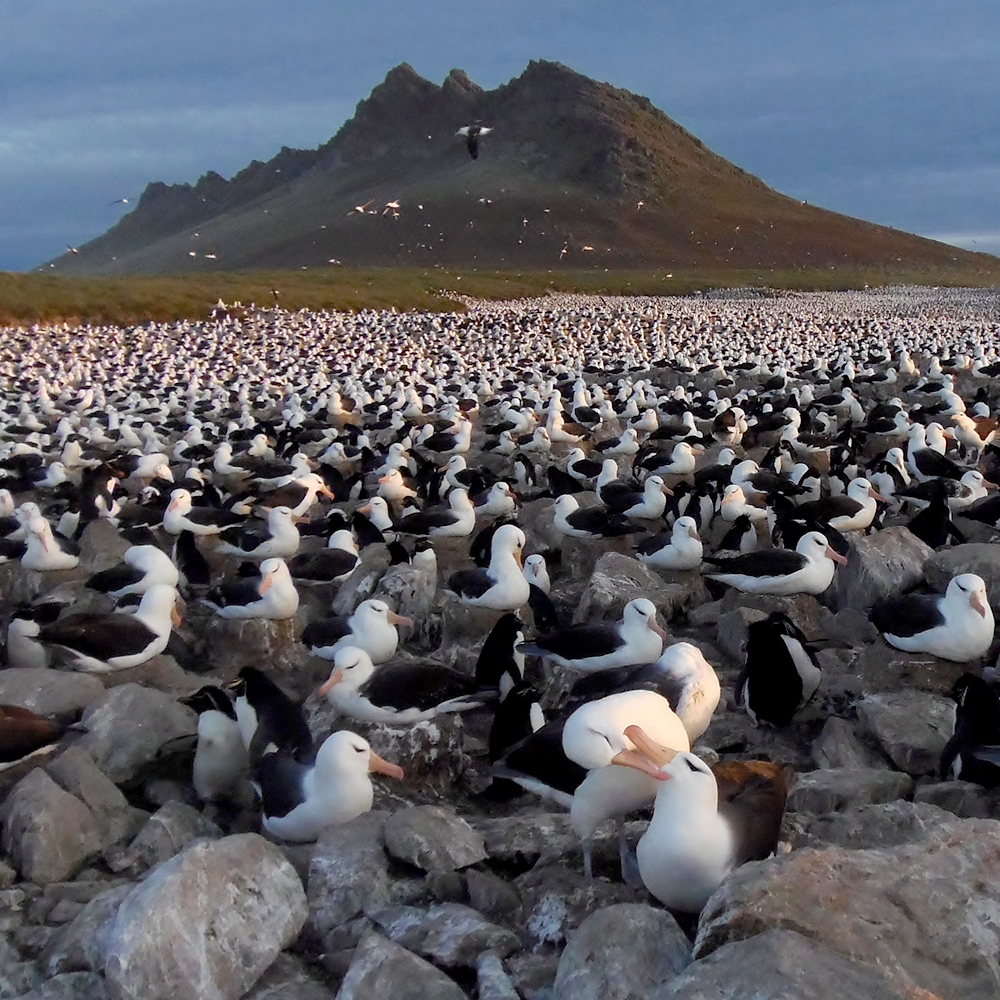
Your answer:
[441,68,483,101]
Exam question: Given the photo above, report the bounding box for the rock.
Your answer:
[715,606,767,663]
[102,834,307,1000]
[853,641,968,693]
[0,770,103,885]
[335,931,467,1000]
[78,519,130,573]
[913,781,1000,819]
[75,684,197,786]
[857,691,955,776]
[465,870,522,926]
[374,565,436,649]
[505,952,561,1000]
[45,748,135,850]
[476,950,520,1000]
[306,812,389,939]
[553,903,691,1000]
[687,599,723,628]
[833,527,933,612]
[368,902,520,969]
[15,970,111,1000]
[0,959,45,998]
[42,883,134,975]
[818,606,881,646]
[925,543,1000,617]
[514,865,647,950]
[383,806,486,872]
[332,549,392,617]
[199,617,316,700]
[695,817,1000,1000]
[786,768,913,814]
[243,953,336,1000]
[785,799,956,851]
[97,653,205,696]
[439,598,511,649]
[106,801,222,874]
[0,669,104,719]
[573,552,688,625]
[653,928,913,1000]
[811,717,890,770]
[473,813,580,868]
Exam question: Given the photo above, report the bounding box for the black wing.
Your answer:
[364,663,479,711]
[86,563,145,594]
[447,568,493,599]
[39,613,157,659]
[210,577,261,608]
[288,549,357,581]
[301,616,351,648]
[527,623,623,660]
[499,719,586,795]
[704,549,805,577]
[253,752,308,818]
[869,593,945,637]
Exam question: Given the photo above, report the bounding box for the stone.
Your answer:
[335,931,467,1000]
[45,748,135,850]
[573,552,689,625]
[465,870,522,926]
[476,950,520,1000]
[786,768,913,814]
[0,959,45,997]
[925,542,1000,618]
[15,970,111,999]
[107,801,222,874]
[694,817,1000,1000]
[913,780,1000,819]
[505,952,561,1000]
[243,953,336,1000]
[472,813,580,868]
[374,565,435,649]
[857,691,955,776]
[811,717,890,770]
[199,617,316,700]
[331,548,392,617]
[78,519,130,573]
[514,865,646,951]
[652,928,913,1000]
[383,806,486,872]
[818,606,881,646]
[553,903,691,1000]
[0,770,103,885]
[853,641,968,694]
[715,606,767,663]
[368,903,521,969]
[833,526,933,612]
[42,883,134,976]
[785,799,956,851]
[102,834,307,1000]
[75,684,197,786]
[439,598,511,649]
[0,669,104,719]
[306,812,389,939]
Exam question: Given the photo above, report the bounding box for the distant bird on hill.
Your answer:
[457,124,492,159]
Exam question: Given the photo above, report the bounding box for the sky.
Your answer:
[3,0,999,271]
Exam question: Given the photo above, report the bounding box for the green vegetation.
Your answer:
[2,263,999,325]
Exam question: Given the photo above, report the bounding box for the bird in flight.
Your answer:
[108,197,129,206]
[66,245,79,254]
[456,124,492,160]
[350,201,374,215]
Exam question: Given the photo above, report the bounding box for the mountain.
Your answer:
[48,61,993,276]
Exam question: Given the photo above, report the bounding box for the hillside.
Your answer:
[45,61,1000,278]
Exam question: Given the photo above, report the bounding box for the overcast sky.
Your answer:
[3,0,998,271]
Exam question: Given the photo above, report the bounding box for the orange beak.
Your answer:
[368,750,404,779]
[320,485,336,500]
[167,498,179,512]
[318,667,343,696]
[387,611,414,627]
[650,618,667,641]
[826,546,848,566]
[985,480,999,490]
[258,570,274,595]
[612,724,678,780]
[869,487,888,501]
[170,603,183,627]
[688,525,701,541]
[514,549,523,570]
[971,592,988,617]
[357,503,372,514]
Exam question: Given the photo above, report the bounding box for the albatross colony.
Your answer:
[2,285,1000,994]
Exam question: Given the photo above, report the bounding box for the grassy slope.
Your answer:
[2,263,1000,325]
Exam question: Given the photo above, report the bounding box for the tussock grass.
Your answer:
[2,264,998,325]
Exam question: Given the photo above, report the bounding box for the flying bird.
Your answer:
[457,124,492,159]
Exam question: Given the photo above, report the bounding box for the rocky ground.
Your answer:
[1,489,999,1000]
